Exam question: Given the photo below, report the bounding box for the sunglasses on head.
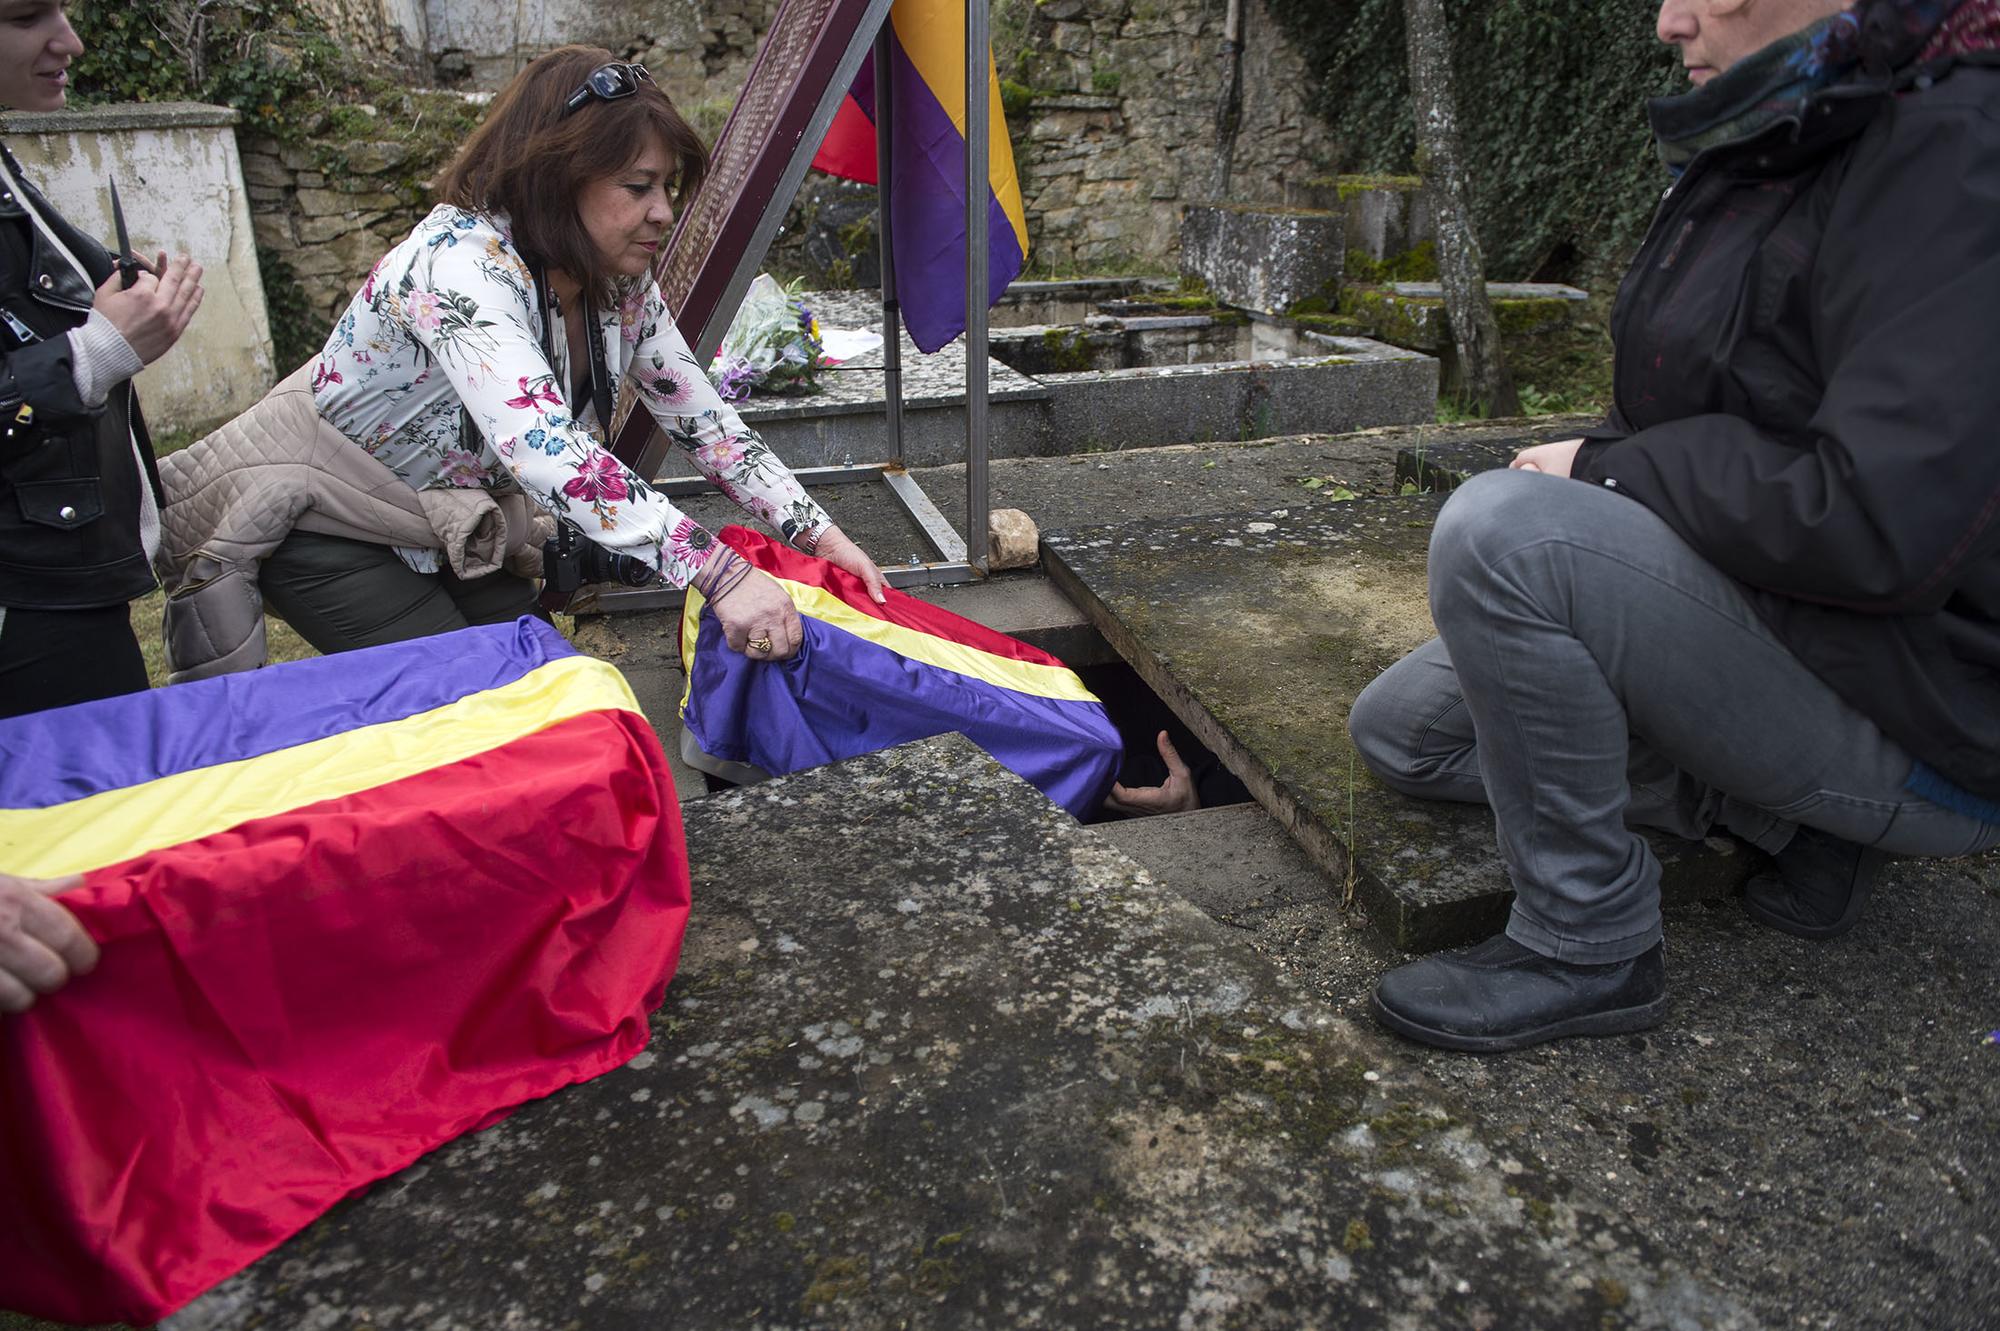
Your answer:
[563,62,652,117]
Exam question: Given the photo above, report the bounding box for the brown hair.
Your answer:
[436,44,709,305]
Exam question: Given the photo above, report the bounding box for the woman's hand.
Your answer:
[712,566,804,660]
[814,525,888,605]
[1509,438,1584,478]
[95,251,204,366]
[0,872,95,1015]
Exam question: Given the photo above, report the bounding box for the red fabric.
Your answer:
[0,709,691,1325]
[810,92,879,183]
[712,526,1070,667]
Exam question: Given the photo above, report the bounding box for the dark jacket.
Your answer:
[0,142,157,610]
[1573,46,2000,801]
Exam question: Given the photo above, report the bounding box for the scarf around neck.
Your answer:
[1650,0,1974,170]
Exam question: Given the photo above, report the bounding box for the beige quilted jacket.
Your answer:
[157,363,551,683]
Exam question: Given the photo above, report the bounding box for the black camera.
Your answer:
[541,519,660,593]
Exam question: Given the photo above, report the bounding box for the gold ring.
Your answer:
[747,635,773,654]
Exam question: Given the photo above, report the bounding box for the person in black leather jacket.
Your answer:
[0,0,204,722]
[1349,0,2000,1052]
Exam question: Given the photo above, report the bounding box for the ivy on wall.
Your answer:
[70,1,342,137]
[1266,0,1684,288]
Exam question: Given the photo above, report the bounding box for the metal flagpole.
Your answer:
[964,0,990,570]
[874,23,904,465]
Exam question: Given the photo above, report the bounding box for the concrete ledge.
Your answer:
[1180,204,1343,316]
[1041,493,1757,953]
[0,101,240,133]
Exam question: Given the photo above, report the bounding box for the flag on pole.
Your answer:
[809,0,1030,352]
[680,528,1121,817]
[0,619,691,1326]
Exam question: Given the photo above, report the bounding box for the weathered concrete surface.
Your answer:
[1099,798,2000,1331]
[165,735,1748,1330]
[1040,495,1756,951]
[1180,204,1344,316]
[1284,175,1436,264]
[1395,437,1519,493]
[721,292,1436,467]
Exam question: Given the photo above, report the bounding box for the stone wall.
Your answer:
[0,103,275,433]
[308,0,428,67]
[304,0,1335,280]
[1008,0,1338,270]
[240,133,424,361]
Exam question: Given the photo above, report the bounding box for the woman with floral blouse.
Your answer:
[274,44,884,661]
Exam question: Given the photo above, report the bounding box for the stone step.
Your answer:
[1040,494,1756,953]
[167,736,1748,1329]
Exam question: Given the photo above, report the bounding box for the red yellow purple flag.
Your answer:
[808,0,1030,351]
[681,527,1121,817]
[0,619,690,1325]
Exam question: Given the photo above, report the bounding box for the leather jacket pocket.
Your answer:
[14,476,101,528]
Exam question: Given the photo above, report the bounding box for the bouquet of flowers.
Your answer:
[708,274,825,402]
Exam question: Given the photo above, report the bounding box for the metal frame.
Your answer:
[575,464,972,613]
[591,0,1000,612]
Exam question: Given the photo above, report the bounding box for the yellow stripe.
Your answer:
[0,657,645,879]
[890,0,1031,255]
[677,576,1098,707]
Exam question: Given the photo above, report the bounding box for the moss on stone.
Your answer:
[1137,1018,1371,1152]
[801,1255,871,1307]
[1036,327,1097,373]
[1339,287,1441,350]
[1343,1217,1375,1252]
[1343,241,1440,285]
[1492,297,1576,336]
[1335,173,1423,201]
[1367,1101,1454,1150]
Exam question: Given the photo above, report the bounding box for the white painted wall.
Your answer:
[0,103,275,434]
[424,0,707,84]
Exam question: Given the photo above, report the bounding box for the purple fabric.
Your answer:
[0,619,573,809]
[847,37,1026,353]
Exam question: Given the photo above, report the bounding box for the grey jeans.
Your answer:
[1348,469,1999,964]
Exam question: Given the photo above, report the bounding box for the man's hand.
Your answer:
[0,872,96,1015]
[95,251,204,365]
[711,566,804,660]
[1509,437,1585,478]
[814,525,889,605]
[1104,731,1201,816]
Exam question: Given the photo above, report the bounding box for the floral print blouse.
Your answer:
[311,204,832,587]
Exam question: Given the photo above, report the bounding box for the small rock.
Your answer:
[988,508,1039,570]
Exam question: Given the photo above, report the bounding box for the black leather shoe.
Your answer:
[1742,826,1884,939]
[1370,934,1667,1053]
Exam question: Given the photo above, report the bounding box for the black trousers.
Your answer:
[0,602,149,720]
[259,530,544,655]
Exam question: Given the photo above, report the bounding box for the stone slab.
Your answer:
[1041,499,1757,952]
[1389,282,1588,304]
[1283,176,1436,265]
[713,292,1435,469]
[1179,205,1344,316]
[166,735,1746,1331]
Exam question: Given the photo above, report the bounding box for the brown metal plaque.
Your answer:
[613,0,892,477]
